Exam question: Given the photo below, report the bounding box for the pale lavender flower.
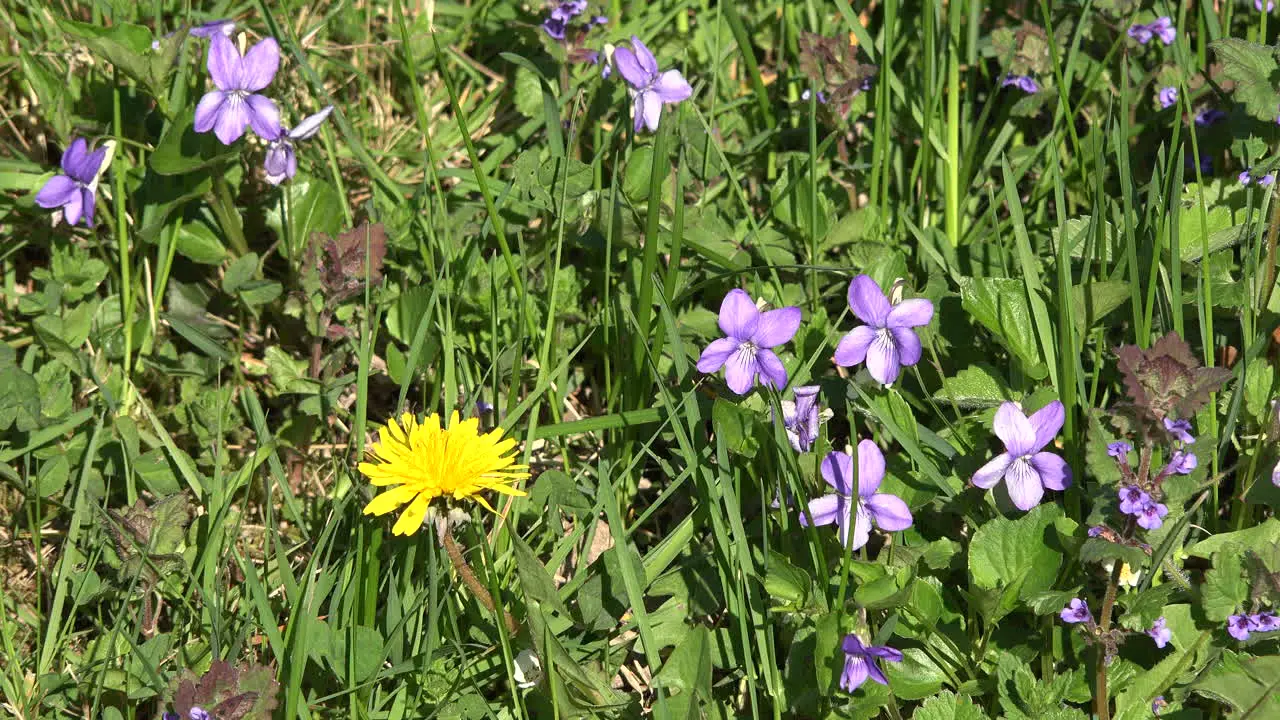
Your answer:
[35,137,107,227]
[1158,86,1178,109]
[1129,17,1176,45]
[194,34,282,145]
[800,441,913,549]
[1137,500,1170,530]
[1258,0,1275,11]
[1261,174,1276,187]
[833,275,933,386]
[1108,440,1133,459]
[1240,170,1254,185]
[189,709,211,720]
[839,634,903,692]
[1147,617,1172,648]
[1164,450,1197,475]
[612,36,692,132]
[696,289,801,395]
[1118,485,1151,515]
[801,89,828,103]
[781,385,821,452]
[1228,613,1257,641]
[263,105,333,184]
[189,19,235,38]
[1196,108,1227,126]
[1272,457,1280,487]
[972,401,1071,511]
[1088,525,1105,537]
[1163,417,1194,444]
[1152,696,1168,715]
[1001,74,1039,94]
[1061,598,1092,624]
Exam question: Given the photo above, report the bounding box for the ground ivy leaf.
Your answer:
[968,503,1066,600]
[1211,38,1280,121]
[910,690,991,720]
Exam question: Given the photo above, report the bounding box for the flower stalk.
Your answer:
[442,524,520,636]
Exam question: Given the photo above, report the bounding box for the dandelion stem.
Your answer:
[442,525,520,636]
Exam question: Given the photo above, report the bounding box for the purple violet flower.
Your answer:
[839,634,903,692]
[1228,613,1257,641]
[612,36,692,132]
[1158,86,1178,109]
[475,397,494,415]
[263,105,333,184]
[972,401,1071,511]
[1240,170,1253,185]
[1061,598,1093,624]
[194,33,282,145]
[1118,485,1150,515]
[1152,696,1168,715]
[190,709,211,720]
[1163,417,1195,444]
[34,137,107,227]
[1129,17,1177,45]
[189,19,235,38]
[1088,526,1105,537]
[833,275,933,386]
[1258,0,1275,11]
[781,385,821,452]
[1001,74,1039,94]
[1136,500,1170,530]
[1195,108,1227,126]
[1107,440,1133,459]
[1147,617,1172,648]
[1164,450,1197,476]
[800,441,913,549]
[696,289,801,395]
[1273,457,1280,487]
[1261,174,1276,187]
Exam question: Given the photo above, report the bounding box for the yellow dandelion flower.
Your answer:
[360,411,529,536]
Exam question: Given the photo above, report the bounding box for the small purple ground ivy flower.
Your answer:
[1001,74,1039,94]
[833,275,933,386]
[1158,86,1178,109]
[800,440,913,549]
[35,137,108,227]
[1262,174,1276,187]
[263,105,333,184]
[1164,449,1197,476]
[972,401,1071,511]
[611,36,692,132]
[1128,17,1176,45]
[1163,417,1195,444]
[195,33,282,145]
[801,89,828,103]
[839,634,903,692]
[1061,598,1093,624]
[1148,616,1172,648]
[1228,613,1257,641]
[164,709,211,720]
[1258,0,1275,11]
[1253,611,1279,631]
[1137,499,1170,530]
[1152,696,1168,715]
[1196,108,1227,126]
[696,289,801,395]
[781,385,821,452]
[1118,485,1150,515]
